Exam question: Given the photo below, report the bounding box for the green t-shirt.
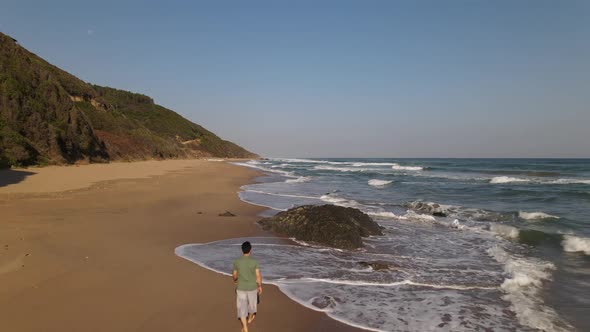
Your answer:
[233,256,259,291]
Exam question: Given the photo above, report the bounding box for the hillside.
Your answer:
[0,32,257,168]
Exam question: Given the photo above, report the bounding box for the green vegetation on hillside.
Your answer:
[0,32,256,168]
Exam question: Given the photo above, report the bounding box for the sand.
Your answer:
[0,160,360,332]
[0,159,220,194]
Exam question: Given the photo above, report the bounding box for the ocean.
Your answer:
[176,158,590,331]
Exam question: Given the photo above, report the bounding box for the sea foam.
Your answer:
[402,210,436,222]
[562,235,590,255]
[270,158,331,164]
[368,179,393,187]
[489,176,590,185]
[232,161,296,178]
[271,158,398,168]
[351,162,396,166]
[490,224,520,240]
[487,246,571,332]
[518,211,559,220]
[367,211,400,219]
[320,194,360,208]
[489,176,530,184]
[314,165,373,172]
[391,163,423,171]
[547,178,590,185]
[285,176,312,183]
[243,189,320,200]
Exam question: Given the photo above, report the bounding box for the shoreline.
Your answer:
[0,159,360,332]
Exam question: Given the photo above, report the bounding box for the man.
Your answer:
[233,241,262,332]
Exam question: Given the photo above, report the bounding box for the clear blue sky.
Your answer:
[2,0,589,158]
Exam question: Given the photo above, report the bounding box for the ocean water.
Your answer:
[176,158,590,331]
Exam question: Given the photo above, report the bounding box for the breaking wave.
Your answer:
[391,163,423,171]
[350,162,397,166]
[546,178,590,185]
[368,179,393,187]
[285,176,312,183]
[314,165,374,173]
[319,194,360,208]
[562,235,590,255]
[232,161,296,178]
[490,224,520,240]
[367,211,400,219]
[405,200,509,222]
[490,176,590,185]
[402,210,436,222]
[490,176,531,184]
[271,158,398,167]
[518,211,560,221]
[487,246,572,332]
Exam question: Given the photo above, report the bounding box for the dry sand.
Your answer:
[0,160,359,332]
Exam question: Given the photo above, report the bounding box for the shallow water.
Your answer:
[178,158,590,331]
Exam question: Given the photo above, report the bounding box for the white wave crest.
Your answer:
[350,162,397,167]
[320,194,359,208]
[391,163,423,171]
[314,165,372,172]
[487,246,570,332]
[402,210,436,222]
[243,189,320,201]
[518,211,559,221]
[285,176,312,184]
[450,219,466,230]
[490,224,520,240]
[271,158,399,168]
[233,161,296,178]
[562,235,590,255]
[488,176,590,185]
[368,179,393,187]
[270,158,331,164]
[299,277,496,290]
[489,176,530,184]
[547,178,590,185]
[367,211,400,219]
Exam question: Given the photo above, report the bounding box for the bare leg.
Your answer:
[239,317,249,332]
[247,313,256,324]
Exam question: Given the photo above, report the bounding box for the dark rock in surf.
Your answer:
[358,261,395,271]
[408,201,447,217]
[258,204,383,250]
[311,295,341,309]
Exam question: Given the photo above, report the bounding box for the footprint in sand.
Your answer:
[0,254,26,275]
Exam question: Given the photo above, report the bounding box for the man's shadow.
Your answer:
[0,169,36,188]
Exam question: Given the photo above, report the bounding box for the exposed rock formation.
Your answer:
[258,205,383,250]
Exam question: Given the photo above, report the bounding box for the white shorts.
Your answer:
[236,290,257,318]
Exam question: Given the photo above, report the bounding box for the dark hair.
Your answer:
[241,241,252,254]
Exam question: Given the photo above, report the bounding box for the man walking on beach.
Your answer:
[233,241,262,332]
